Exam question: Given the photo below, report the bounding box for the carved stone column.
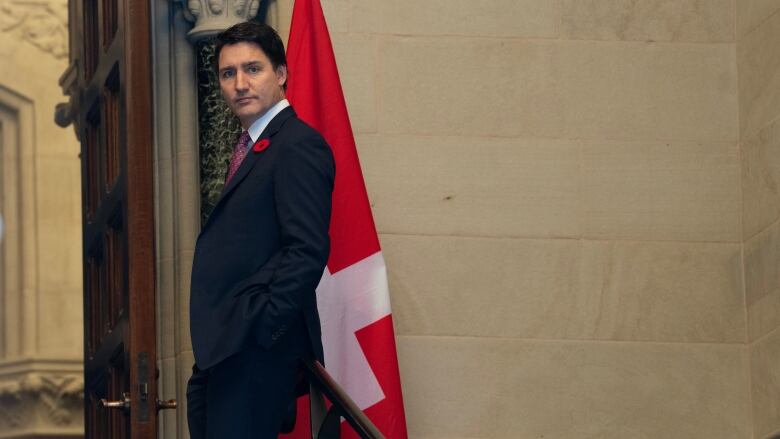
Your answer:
[181,0,263,40]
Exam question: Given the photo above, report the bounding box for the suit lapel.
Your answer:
[208,107,296,222]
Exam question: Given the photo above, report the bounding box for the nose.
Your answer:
[235,70,248,92]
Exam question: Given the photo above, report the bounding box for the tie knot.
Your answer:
[237,131,251,150]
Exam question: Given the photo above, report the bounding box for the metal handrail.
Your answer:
[302,359,386,439]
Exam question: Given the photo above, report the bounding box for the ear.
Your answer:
[276,65,288,87]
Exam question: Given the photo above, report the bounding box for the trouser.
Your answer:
[187,313,311,439]
[186,344,301,439]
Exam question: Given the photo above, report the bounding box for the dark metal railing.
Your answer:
[302,359,386,439]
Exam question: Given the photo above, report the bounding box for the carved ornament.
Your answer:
[0,372,84,432]
[0,0,68,60]
[178,0,262,41]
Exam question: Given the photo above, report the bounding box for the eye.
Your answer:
[247,65,259,74]
[220,69,235,79]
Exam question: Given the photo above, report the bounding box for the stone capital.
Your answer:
[176,0,262,41]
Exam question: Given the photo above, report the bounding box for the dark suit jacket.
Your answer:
[190,106,334,370]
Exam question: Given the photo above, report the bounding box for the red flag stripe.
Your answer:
[286,0,380,274]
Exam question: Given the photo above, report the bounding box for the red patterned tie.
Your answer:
[226,131,251,184]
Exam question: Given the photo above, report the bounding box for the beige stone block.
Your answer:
[562,0,734,43]
[175,150,200,254]
[34,156,82,226]
[158,357,178,439]
[178,249,195,352]
[747,288,780,346]
[745,221,780,341]
[398,336,750,439]
[351,0,560,38]
[34,225,83,291]
[383,234,579,338]
[320,0,350,34]
[737,0,780,38]
[35,156,83,292]
[377,38,564,138]
[179,350,196,374]
[739,9,780,137]
[331,33,377,134]
[156,158,175,262]
[742,118,780,240]
[359,135,580,238]
[35,125,80,158]
[562,41,738,142]
[578,240,745,343]
[158,258,176,360]
[581,140,741,242]
[178,350,197,439]
[751,327,780,438]
[174,152,200,246]
[383,234,745,343]
[37,288,83,357]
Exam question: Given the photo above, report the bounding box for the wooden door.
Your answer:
[62,0,158,437]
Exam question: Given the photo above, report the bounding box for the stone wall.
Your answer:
[268,0,754,437]
[739,1,780,438]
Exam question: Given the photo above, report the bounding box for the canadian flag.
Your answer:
[281,0,409,438]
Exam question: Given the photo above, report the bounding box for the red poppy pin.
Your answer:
[253,138,270,153]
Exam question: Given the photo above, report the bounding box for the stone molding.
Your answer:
[0,366,83,437]
[177,0,262,41]
[0,0,68,59]
[0,86,38,361]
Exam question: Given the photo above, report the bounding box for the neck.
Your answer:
[240,96,286,129]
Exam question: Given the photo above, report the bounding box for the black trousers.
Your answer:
[187,317,310,439]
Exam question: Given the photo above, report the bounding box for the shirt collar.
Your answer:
[246,99,290,143]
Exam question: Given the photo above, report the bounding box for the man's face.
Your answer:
[218,42,287,128]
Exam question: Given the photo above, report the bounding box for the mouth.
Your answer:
[235,97,255,105]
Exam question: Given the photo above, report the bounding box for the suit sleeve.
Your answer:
[253,133,335,349]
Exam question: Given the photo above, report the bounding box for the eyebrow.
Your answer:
[219,61,264,74]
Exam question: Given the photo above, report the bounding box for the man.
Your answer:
[186,21,334,439]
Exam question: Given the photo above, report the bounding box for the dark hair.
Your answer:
[214,21,287,75]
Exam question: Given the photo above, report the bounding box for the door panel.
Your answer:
[64,0,158,437]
